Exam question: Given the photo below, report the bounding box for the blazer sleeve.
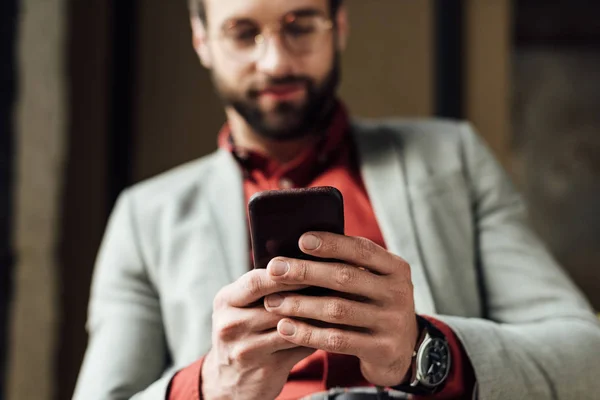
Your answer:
[433,122,600,399]
[73,190,172,399]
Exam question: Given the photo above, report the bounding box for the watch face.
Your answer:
[418,337,451,387]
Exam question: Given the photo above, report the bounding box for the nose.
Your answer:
[255,33,294,77]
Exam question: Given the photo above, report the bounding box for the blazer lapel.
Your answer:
[352,122,437,315]
[206,149,250,283]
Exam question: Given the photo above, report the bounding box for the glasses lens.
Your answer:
[221,22,260,62]
[219,15,332,63]
[283,15,330,55]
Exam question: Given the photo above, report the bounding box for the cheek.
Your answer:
[306,40,336,76]
[212,55,252,89]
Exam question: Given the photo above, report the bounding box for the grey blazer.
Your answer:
[73,119,600,400]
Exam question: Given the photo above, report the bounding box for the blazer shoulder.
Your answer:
[123,149,225,214]
[351,117,472,171]
[352,117,466,145]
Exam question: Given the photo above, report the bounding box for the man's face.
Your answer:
[195,0,347,141]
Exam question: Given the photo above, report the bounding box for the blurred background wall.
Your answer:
[512,0,600,310]
[1,1,598,399]
[4,1,67,400]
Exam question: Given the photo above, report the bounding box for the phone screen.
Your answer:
[249,187,345,270]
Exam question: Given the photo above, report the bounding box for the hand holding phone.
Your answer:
[249,188,420,389]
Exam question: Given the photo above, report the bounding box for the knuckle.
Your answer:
[334,265,355,287]
[212,291,226,310]
[371,315,386,332]
[292,260,309,283]
[216,319,245,342]
[300,327,314,345]
[382,338,402,360]
[387,284,409,301]
[322,237,340,256]
[367,336,391,360]
[245,273,265,297]
[327,300,348,321]
[326,331,348,353]
[389,280,414,304]
[288,297,302,315]
[355,237,377,263]
[380,338,396,355]
[231,344,255,364]
[394,255,411,274]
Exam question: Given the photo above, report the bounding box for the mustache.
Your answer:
[248,75,312,94]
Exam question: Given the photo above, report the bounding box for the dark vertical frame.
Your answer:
[109,0,137,205]
[56,0,138,398]
[434,0,464,119]
[0,1,18,399]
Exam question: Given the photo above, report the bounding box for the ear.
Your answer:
[190,16,213,68]
[335,5,349,52]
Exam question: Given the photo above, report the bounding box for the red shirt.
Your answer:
[168,104,475,399]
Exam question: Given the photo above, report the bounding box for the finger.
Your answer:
[299,232,408,276]
[214,308,284,341]
[273,346,316,370]
[230,330,301,364]
[276,318,373,358]
[267,257,382,300]
[218,269,309,308]
[259,329,302,353]
[244,307,283,332]
[264,293,379,329]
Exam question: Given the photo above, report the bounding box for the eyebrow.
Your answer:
[289,7,324,18]
[220,7,326,30]
[221,18,256,30]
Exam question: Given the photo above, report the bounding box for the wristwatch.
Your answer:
[391,315,452,395]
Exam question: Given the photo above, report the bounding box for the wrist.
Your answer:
[401,315,428,383]
[201,350,230,400]
[391,315,452,395]
[200,350,280,400]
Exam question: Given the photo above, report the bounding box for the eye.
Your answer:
[232,27,259,44]
[285,19,317,37]
[222,20,260,47]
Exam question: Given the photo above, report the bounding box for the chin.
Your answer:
[255,117,313,141]
[261,124,305,140]
[259,98,305,114]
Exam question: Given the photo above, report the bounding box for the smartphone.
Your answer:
[248,186,345,270]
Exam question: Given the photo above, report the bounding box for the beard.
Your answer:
[211,53,341,142]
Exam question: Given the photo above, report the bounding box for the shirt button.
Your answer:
[279,178,294,189]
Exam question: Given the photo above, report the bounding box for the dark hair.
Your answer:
[189,0,344,25]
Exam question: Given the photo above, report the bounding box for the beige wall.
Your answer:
[132,0,224,182]
[8,1,67,399]
[464,0,512,168]
[339,0,434,118]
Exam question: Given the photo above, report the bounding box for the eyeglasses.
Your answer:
[212,12,334,64]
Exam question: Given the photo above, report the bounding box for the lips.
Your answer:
[259,83,306,100]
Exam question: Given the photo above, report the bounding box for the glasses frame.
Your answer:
[210,11,335,63]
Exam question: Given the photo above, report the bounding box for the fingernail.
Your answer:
[269,260,289,276]
[301,234,320,250]
[279,320,296,336]
[266,294,284,308]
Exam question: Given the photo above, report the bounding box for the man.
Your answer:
[73,0,600,399]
